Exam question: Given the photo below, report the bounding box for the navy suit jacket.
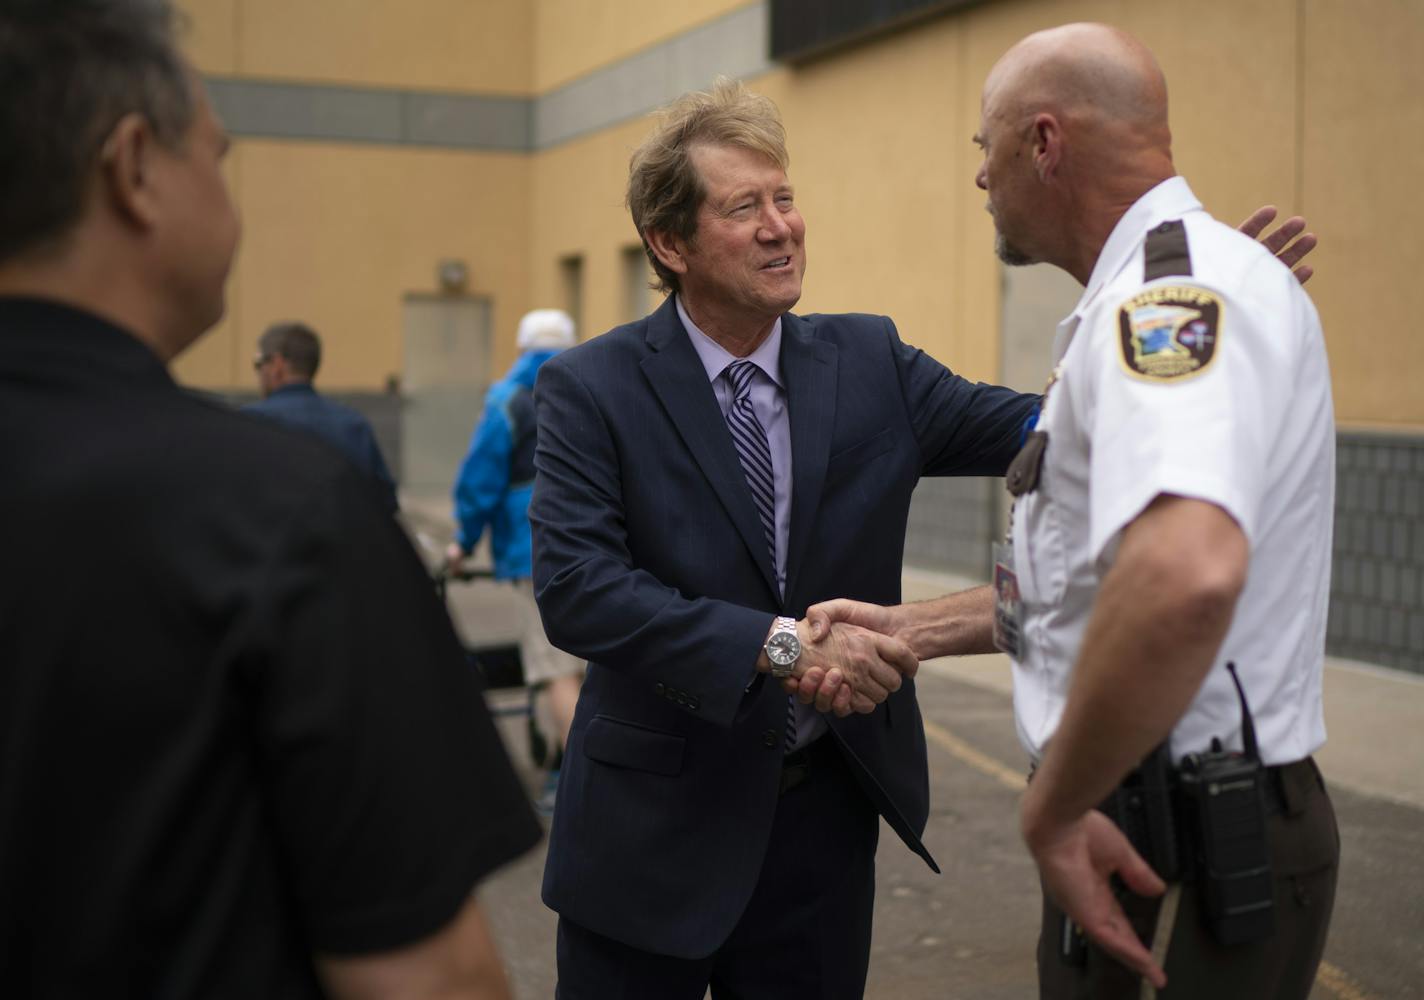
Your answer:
[244,384,399,513]
[530,296,1036,958]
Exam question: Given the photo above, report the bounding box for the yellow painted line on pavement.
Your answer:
[1316,961,1375,1000]
[921,718,1025,792]
[921,717,1375,1000]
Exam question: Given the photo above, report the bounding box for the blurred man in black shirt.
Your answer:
[0,2,540,997]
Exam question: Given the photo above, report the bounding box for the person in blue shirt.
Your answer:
[245,321,399,514]
[446,309,583,810]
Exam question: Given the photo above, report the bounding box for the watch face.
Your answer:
[767,630,801,667]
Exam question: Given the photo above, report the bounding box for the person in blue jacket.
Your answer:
[245,321,399,514]
[446,309,583,809]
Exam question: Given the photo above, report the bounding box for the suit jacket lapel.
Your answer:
[640,297,780,600]
[781,313,837,602]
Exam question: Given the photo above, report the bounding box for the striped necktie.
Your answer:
[723,360,798,751]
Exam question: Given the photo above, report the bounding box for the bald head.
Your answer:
[985,23,1168,136]
[975,24,1177,282]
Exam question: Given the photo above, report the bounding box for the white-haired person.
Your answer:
[447,309,583,813]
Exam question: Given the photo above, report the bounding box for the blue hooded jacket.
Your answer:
[452,350,559,579]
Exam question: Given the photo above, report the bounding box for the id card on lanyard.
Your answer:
[992,540,1023,658]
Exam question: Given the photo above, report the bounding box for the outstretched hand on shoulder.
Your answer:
[1238,205,1317,284]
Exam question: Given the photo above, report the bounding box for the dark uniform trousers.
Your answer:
[555,736,879,1000]
[1038,758,1339,1000]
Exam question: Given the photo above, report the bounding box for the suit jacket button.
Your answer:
[655,682,665,696]
[762,729,777,747]
[689,696,700,710]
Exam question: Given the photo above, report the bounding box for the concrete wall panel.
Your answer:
[528,118,655,341]
[535,4,771,149]
[769,20,996,381]
[174,142,532,391]
[1302,0,1424,426]
[235,0,532,94]
[533,0,755,92]
[174,0,1422,434]
[176,0,238,73]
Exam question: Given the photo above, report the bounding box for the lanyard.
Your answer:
[1005,364,1063,545]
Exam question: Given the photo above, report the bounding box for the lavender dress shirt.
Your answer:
[676,296,824,749]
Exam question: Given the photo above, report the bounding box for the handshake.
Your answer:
[759,599,923,718]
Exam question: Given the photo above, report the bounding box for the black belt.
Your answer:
[1096,755,1321,818]
[1097,753,1323,884]
[779,735,841,795]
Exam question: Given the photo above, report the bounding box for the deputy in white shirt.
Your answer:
[793,22,1337,1000]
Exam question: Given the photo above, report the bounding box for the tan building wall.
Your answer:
[1302,0,1423,429]
[173,0,536,391]
[178,142,532,390]
[528,120,652,338]
[181,0,533,92]
[525,17,1002,385]
[174,0,1421,429]
[530,0,1420,427]
[533,0,753,91]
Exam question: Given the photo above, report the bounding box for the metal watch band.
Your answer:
[765,616,801,679]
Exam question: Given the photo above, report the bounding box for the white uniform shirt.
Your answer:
[1010,177,1335,767]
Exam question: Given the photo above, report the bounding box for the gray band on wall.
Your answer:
[204,2,770,152]
[205,77,532,151]
[533,3,771,149]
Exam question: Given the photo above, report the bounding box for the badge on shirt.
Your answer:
[1006,430,1048,497]
[1117,285,1222,382]
[991,541,1024,660]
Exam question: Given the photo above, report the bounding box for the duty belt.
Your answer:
[1101,753,1321,882]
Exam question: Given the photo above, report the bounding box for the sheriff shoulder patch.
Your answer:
[1116,285,1222,382]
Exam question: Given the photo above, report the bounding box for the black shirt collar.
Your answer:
[0,296,173,388]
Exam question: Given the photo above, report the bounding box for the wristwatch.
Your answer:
[763,616,802,679]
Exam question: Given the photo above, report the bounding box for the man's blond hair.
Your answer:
[627,77,789,296]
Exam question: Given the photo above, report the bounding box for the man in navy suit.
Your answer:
[245,321,399,513]
[530,79,1037,998]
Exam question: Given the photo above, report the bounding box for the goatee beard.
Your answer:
[995,232,1035,267]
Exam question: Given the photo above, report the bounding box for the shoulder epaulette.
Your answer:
[1143,220,1192,281]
